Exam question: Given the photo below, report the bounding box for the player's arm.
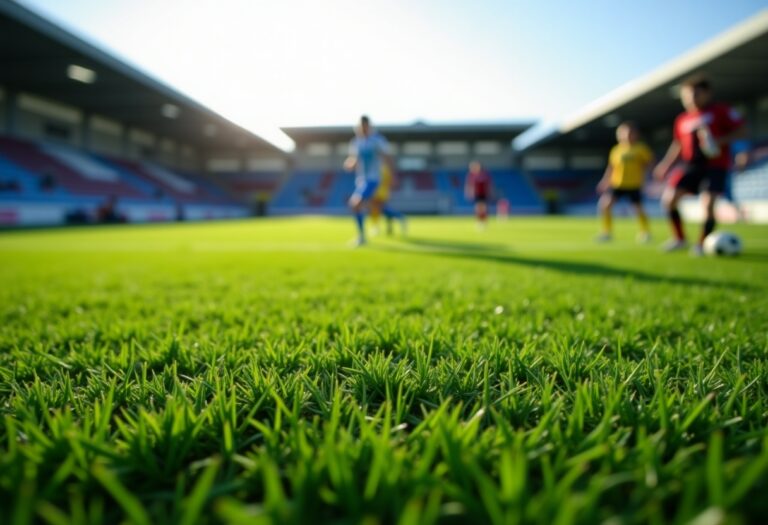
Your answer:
[596,164,612,193]
[653,140,681,180]
[733,138,751,172]
[344,140,358,172]
[343,155,357,172]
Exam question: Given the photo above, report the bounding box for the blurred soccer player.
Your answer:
[343,115,396,246]
[370,162,406,236]
[653,74,746,256]
[595,122,654,243]
[465,161,492,229]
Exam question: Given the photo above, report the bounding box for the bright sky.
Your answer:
[16,0,767,150]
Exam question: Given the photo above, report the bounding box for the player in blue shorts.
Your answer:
[343,115,395,246]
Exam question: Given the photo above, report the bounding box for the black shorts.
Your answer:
[474,194,488,204]
[608,188,642,204]
[670,164,727,195]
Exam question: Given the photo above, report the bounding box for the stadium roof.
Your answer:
[282,122,535,145]
[513,9,768,152]
[0,0,283,153]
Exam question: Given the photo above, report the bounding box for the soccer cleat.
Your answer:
[636,232,652,244]
[349,237,366,248]
[690,244,704,257]
[595,233,612,243]
[661,238,689,252]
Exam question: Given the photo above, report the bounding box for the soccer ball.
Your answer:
[703,231,742,256]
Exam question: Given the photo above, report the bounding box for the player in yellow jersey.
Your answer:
[596,122,654,243]
[370,163,406,236]
[369,163,392,234]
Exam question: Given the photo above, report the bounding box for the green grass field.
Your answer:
[1,216,767,525]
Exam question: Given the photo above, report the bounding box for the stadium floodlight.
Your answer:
[161,103,180,119]
[67,64,97,84]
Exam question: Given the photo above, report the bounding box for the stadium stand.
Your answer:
[0,134,243,205]
[528,169,604,205]
[271,170,331,211]
[396,171,436,192]
[0,135,147,199]
[493,170,549,212]
[269,167,544,215]
[106,158,205,203]
[0,134,250,225]
[0,1,282,226]
[734,142,768,201]
[276,124,539,215]
[215,172,282,197]
[432,169,544,213]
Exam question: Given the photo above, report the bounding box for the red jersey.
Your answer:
[673,103,744,169]
[467,170,491,196]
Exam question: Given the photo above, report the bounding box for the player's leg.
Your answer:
[476,200,488,226]
[596,191,616,241]
[694,168,726,254]
[370,198,382,235]
[382,204,395,235]
[348,192,362,211]
[348,192,366,244]
[349,183,373,245]
[630,190,651,242]
[631,203,651,243]
[661,185,690,250]
[381,200,405,235]
[381,203,403,220]
[352,180,380,245]
[661,166,698,251]
[698,190,717,249]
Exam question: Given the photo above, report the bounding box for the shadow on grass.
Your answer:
[374,237,758,291]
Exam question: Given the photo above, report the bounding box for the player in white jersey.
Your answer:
[343,115,395,246]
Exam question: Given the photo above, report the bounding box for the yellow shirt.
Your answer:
[608,142,653,189]
[374,164,392,201]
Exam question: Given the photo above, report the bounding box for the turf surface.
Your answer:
[1,216,767,524]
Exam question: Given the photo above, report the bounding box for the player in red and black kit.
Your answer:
[654,73,746,255]
[465,161,493,229]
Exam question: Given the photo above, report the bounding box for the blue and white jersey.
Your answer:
[349,132,390,184]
